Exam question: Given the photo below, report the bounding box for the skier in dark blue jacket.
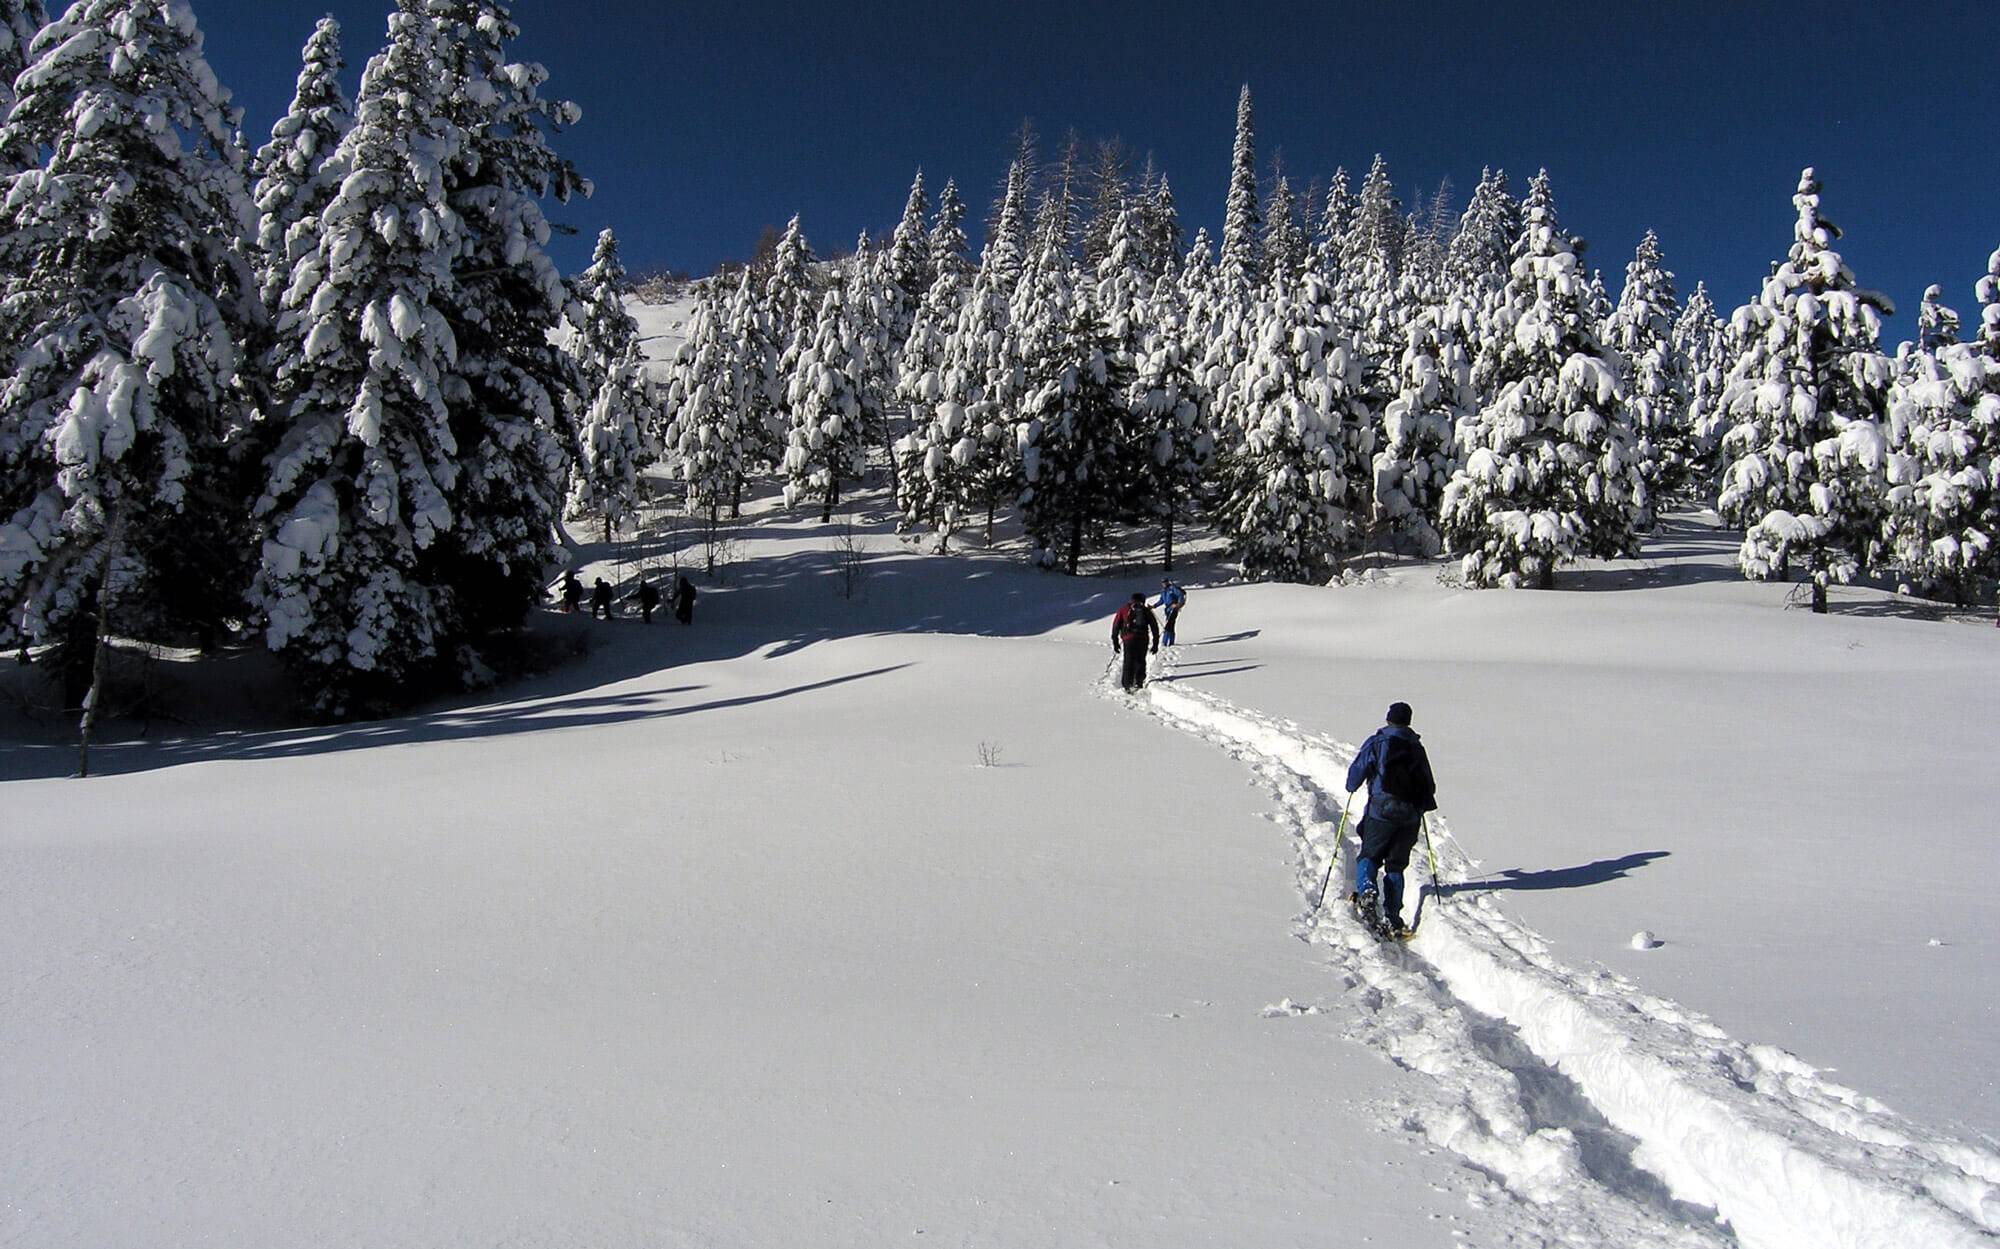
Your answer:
[1344,701,1438,937]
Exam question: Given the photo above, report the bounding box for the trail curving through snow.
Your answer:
[1105,651,2000,1249]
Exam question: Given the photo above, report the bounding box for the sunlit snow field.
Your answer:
[4,476,1996,1247]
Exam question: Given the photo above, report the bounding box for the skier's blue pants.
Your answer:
[1354,812,1422,922]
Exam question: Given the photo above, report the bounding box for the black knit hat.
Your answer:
[1386,701,1413,726]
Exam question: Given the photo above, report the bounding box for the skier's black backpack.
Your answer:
[1118,605,1148,644]
[1378,735,1430,807]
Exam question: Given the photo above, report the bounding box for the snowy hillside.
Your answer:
[628,291,699,375]
[4,491,1996,1248]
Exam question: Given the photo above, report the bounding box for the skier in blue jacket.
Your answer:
[1344,701,1438,937]
[1152,579,1187,646]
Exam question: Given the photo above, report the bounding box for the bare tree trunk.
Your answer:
[76,546,117,779]
[1811,578,1828,614]
[1067,512,1082,575]
[705,501,718,575]
[1162,478,1176,572]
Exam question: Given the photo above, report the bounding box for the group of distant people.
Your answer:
[560,569,696,625]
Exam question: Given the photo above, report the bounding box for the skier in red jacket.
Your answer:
[1110,592,1160,691]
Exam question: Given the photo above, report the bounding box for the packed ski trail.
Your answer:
[1115,648,2000,1249]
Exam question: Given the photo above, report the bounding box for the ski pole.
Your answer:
[1313,792,1356,912]
[1422,814,1443,905]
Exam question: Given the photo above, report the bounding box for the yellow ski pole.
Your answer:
[1313,792,1356,912]
[1422,814,1443,905]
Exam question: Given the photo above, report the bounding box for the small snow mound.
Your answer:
[1261,999,1322,1019]
[1631,930,1663,950]
[1928,938,1947,948]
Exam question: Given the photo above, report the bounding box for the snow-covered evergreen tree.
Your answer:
[927,177,970,288]
[1375,297,1475,554]
[882,169,931,356]
[1078,139,1130,273]
[1883,259,2000,605]
[0,0,49,174]
[566,229,649,539]
[1211,273,1369,581]
[1444,169,1515,298]
[1014,248,1134,572]
[846,231,899,478]
[425,0,587,634]
[248,1,462,715]
[985,159,1031,293]
[1716,168,1893,611]
[250,16,351,317]
[1143,175,1184,281]
[781,285,869,521]
[1031,132,1083,261]
[1311,167,1353,287]
[891,266,968,543]
[1218,84,1263,293]
[1673,280,1728,493]
[1263,173,1307,287]
[662,285,751,563]
[711,267,782,503]
[0,0,260,714]
[1607,230,1689,519]
[900,248,1016,547]
[1131,273,1214,569]
[1443,172,1640,587]
[1401,177,1454,292]
[763,213,819,353]
[1338,154,1406,440]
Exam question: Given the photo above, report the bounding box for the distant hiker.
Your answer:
[638,578,661,624]
[592,577,613,620]
[1153,578,1187,646]
[560,570,582,614]
[673,574,697,625]
[1345,702,1439,938]
[1110,591,1160,691]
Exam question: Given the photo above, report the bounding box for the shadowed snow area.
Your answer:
[2,494,1996,1247]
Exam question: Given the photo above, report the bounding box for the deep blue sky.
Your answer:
[194,0,1997,336]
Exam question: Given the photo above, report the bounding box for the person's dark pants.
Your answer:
[642,605,655,623]
[1119,644,1149,690]
[1163,606,1181,644]
[1354,810,1423,923]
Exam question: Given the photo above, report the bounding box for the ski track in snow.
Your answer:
[1103,649,2000,1249]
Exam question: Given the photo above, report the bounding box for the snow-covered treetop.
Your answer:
[1612,230,1677,341]
[928,176,970,284]
[250,15,351,305]
[1145,175,1184,278]
[1263,173,1305,284]
[1913,283,1960,351]
[2,0,257,318]
[884,168,931,300]
[1219,84,1262,291]
[984,158,1030,286]
[425,0,587,203]
[1344,153,1404,279]
[253,14,349,190]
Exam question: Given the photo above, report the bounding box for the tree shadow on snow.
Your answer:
[0,665,912,781]
[1441,851,1669,896]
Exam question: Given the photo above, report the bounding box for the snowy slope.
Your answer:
[3,494,1996,1247]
